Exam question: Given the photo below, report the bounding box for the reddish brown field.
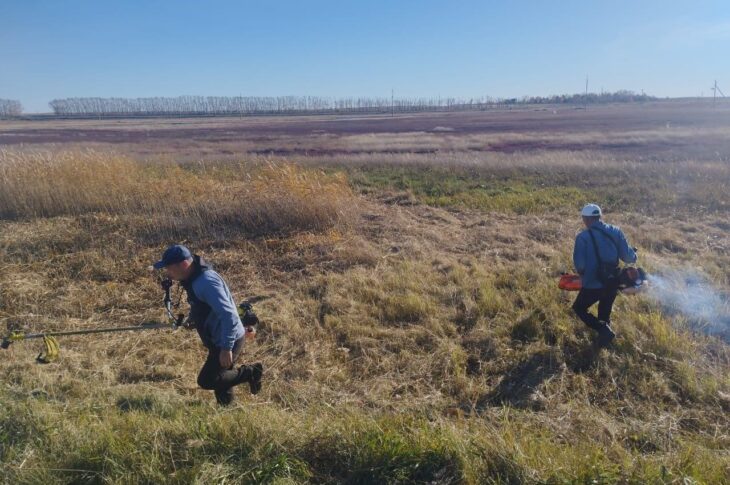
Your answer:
[3,100,730,160]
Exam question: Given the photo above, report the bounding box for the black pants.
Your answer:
[197,337,245,404]
[572,286,618,331]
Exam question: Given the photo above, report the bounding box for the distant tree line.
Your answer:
[47,95,506,116]
[524,90,654,105]
[43,91,657,117]
[0,99,23,117]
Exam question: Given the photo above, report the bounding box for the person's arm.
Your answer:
[617,229,638,264]
[196,274,241,351]
[573,234,586,275]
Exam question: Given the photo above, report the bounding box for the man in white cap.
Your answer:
[572,204,637,346]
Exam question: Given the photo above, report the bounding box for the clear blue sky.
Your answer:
[2,0,729,112]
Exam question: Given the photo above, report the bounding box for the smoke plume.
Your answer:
[647,268,730,341]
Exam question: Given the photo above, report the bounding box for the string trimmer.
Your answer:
[1,275,187,363]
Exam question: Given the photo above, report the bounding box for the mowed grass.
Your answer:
[0,149,729,484]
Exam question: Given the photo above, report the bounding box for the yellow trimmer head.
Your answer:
[35,335,60,364]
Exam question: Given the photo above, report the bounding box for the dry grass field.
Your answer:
[1,102,729,483]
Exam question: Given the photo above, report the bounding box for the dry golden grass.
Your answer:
[1,147,729,483]
[0,150,356,241]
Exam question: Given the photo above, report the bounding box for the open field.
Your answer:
[1,101,729,483]
[3,100,730,159]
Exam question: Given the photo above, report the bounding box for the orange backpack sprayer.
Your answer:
[559,267,648,294]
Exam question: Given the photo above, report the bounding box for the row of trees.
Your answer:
[0,91,657,118]
[524,90,655,105]
[0,99,23,117]
[47,91,655,116]
[48,95,509,116]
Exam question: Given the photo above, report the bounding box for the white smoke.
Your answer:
[646,268,730,341]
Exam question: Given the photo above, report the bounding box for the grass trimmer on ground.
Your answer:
[1,276,187,363]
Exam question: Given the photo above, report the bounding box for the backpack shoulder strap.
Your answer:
[592,225,619,254]
[587,229,604,264]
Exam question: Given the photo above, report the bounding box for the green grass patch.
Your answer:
[2,398,728,484]
[348,166,594,214]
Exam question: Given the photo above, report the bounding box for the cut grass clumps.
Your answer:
[342,261,440,326]
[380,290,435,324]
[475,279,510,320]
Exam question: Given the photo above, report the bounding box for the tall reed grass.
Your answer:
[0,150,357,241]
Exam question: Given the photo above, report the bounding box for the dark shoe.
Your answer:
[235,363,263,395]
[249,363,263,395]
[596,321,616,348]
[215,388,234,406]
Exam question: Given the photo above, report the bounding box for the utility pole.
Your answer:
[584,76,588,111]
[711,80,725,108]
[391,88,394,117]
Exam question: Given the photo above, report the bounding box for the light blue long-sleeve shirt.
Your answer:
[190,269,245,350]
[573,220,637,289]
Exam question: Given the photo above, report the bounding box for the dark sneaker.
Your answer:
[596,321,616,348]
[215,388,235,406]
[249,362,263,395]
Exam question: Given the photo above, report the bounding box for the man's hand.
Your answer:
[219,349,233,368]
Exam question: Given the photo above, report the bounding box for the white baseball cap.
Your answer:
[581,203,602,217]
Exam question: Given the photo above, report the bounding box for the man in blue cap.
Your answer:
[153,244,263,405]
[572,204,637,347]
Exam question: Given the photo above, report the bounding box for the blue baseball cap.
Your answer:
[153,245,192,269]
